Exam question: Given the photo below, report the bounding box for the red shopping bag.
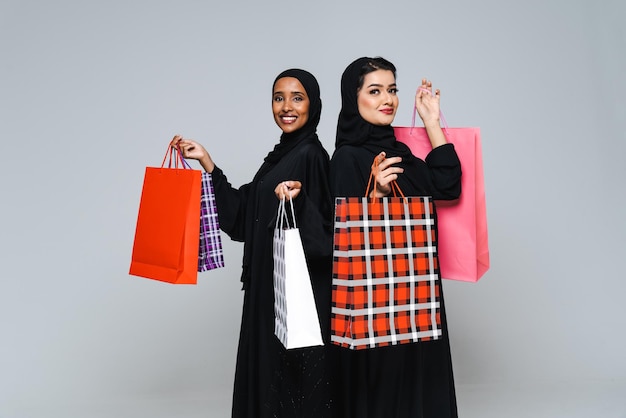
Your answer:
[331,180,442,350]
[129,145,202,284]
[395,111,489,282]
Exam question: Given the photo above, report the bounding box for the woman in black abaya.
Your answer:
[329,57,462,417]
[173,69,333,418]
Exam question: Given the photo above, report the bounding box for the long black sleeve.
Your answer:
[210,166,249,242]
[330,143,461,200]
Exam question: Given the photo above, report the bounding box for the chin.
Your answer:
[280,126,299,134]
[375,118,394,126]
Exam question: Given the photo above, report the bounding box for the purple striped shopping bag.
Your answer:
[198,172,225,272]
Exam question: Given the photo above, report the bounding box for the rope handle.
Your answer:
[160,143,192,169]
[277,197,297,230]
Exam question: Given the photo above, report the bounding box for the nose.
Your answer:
[281,99,293,112]
[383,91,393,105]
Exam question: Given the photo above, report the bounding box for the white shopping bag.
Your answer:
[273,198,324,349]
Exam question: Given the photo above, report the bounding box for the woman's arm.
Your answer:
[171,135,248,241]
[171,135,216,172]
[415,78,447,149]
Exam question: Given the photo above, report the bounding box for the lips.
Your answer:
[280,115,297,124]
[380,108,394,115]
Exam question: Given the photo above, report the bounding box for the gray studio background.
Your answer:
[1,1,624,417]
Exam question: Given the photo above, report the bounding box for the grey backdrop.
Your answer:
[1,0,624,417]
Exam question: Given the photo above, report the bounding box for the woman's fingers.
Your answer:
[289,189,301,200]
[283,180,302,190]
[274,183,286,200]
[377,167,402,184]
[170,135,182,147]
[275,181,302,200]
[371,154,403,197]
[378,156,402,170]
[371,152,386,171]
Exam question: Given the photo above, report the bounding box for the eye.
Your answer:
[389,88,398,95]
[273,96,284,102]
[369,89,380,95]
[293,96,303,102]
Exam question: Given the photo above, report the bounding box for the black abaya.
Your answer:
[330,144,460,418]
[210,69,334,418]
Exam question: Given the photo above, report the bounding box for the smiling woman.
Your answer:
[172,69,334,418]
[355,70,398,126]
[329,56,462,418]
[272,77,310,133]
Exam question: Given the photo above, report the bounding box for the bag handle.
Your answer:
[160,144,192,169]
[365,158,406,199]
[410,87,450,136]
[277,197,297,230]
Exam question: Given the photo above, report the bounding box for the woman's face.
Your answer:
[272,77,310,134]
[356,69,398,126]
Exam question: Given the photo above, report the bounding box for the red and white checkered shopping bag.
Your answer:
[331,189,442,350]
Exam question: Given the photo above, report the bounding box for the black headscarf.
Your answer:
[335,57,414,160]
[260,68,322,167]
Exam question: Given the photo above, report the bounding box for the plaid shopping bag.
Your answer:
[331,194,442,350]
[198,172,225,272]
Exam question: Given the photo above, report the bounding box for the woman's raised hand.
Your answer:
[274,180,302,201]
[415,78,441,128]
[370,152,403,197]
[170,135,215,173]
[414,79,447,148]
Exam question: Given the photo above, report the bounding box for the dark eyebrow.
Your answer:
[273,91,306,95]
[366,83,397,88]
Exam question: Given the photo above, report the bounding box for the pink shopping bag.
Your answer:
[394,112,489,282]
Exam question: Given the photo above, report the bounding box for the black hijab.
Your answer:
[260,68,322,168]
[335,57,413,160]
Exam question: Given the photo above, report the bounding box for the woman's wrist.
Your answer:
[422,119,440,130]
[200,155,215,173]
[424,123,447,148]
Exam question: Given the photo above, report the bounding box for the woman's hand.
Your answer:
[415,78,441,128]
[370,152,403,197]
[414,79,447,148]
[274,180,302,201]
[170,135,215,173]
